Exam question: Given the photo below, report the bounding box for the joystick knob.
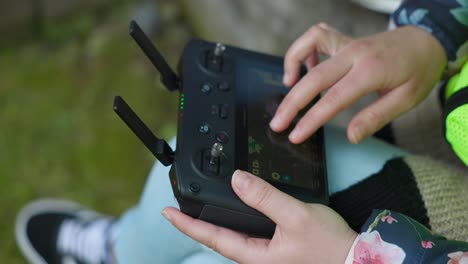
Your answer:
[202,142,223,176]
[214,43,226,57]
[210,142,223,164]
[206,43,226,72]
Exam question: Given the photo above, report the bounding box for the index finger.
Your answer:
[288,64,381,143]
[271,54,352,132]
[283,24,328,86]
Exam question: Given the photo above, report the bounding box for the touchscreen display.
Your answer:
[236,58,325,191]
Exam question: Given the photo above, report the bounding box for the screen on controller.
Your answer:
[236,59,325,193]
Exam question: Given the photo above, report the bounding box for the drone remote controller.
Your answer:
[113,21,328,237]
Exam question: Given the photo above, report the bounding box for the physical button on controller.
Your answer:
[211,104,219,116]
[216,131,229,143]
[198,123,210,134]
[190,183,201,193]
[201,82,213,94]
[210,104,229,119]
[219,104,228,119]
[218,82,230,92]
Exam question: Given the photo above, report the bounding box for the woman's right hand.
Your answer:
[270,23,447,144]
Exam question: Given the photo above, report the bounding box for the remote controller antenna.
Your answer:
[113,96,174,166]
[129,20,180,92]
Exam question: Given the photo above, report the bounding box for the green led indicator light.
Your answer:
[180,94,185,110]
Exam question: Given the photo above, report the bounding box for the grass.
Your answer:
[0,3,189,261]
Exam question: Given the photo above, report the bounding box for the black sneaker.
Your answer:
[15,199,115,264]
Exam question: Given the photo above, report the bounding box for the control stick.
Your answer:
[214,43,226,57]
[210,142,223,165]
[209,43,226,71]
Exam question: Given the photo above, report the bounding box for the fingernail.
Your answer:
[233,170,250,192]
[283,72,290,85]
[351,126,363,144]
[289,128,301,142]
[270,116,281,130]
[161,209,172,221]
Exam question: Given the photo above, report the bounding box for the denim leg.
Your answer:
[325,125,408,194]
[114,138,232,264]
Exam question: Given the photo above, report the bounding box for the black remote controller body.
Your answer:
[114,21,328,237]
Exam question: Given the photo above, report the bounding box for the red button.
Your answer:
[211,105,219,115]
[219,104,228,119]
[216,131,229,143]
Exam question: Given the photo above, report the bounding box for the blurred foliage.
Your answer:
[0,1,190,262]
[42,13,96,43]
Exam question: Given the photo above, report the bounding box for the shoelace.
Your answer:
[57,218,113,264]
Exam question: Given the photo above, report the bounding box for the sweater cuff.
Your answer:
[391,1,459,62]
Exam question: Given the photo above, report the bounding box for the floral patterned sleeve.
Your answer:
[345,210,468,264]
[391,0,468,74]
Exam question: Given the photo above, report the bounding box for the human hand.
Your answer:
[162,170,357,264]
[270,23,447,144]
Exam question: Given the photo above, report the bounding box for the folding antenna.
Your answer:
[129,20,180,92]
[113,96,174,166]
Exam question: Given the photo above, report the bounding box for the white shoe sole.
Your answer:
[352,0,402,14]
[15,199,100,264]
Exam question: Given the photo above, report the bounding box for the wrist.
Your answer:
[338,231,358,264]
[404,25,448,77]
[344,233,361,264]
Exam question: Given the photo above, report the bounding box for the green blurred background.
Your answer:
[0,0,189,261]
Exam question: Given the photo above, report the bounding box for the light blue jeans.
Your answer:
[114,125,407,263]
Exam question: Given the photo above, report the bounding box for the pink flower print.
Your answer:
[447,251,468,264]
[353,231,406,264]
[421,241,435,248]
[381,215,398,224]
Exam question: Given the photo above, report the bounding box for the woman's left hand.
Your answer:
[162,170,357,264]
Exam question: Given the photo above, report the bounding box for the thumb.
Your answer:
[231,170,305,226]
